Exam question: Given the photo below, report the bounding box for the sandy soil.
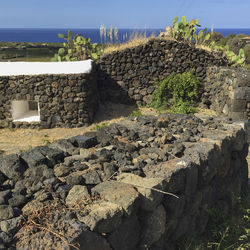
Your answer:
[0,102,138,155]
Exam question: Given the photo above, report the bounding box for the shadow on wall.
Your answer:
[95,67,137,121]
[97,69,136,105]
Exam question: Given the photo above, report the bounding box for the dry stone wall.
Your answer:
[0,66,97,129]
[0,114,248,249]
[97,38,228,106]
[202,66,250,121]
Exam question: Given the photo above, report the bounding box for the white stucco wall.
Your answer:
[0,59,93,76]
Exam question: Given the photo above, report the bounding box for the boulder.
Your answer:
[65,185,89,207]
[77,201,123,233]
[92,181,140,216]
[0,216,21,233]
[139,205,167,248]
[0,154,27,181]
[108,215,141,250]
[116,173,166,211]
[0,205,15,221]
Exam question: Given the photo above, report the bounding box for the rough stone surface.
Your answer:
[0,114,247,249]
[0,154,26,181]
[139,205,167,248]
[0,70,97,128]
[108,215,141,250]
[116,173,166,211]
[77,201,123,233]
[92,181,140,216]
[65,185,89,206]
[202,66,250,120]
[97,38,228,106]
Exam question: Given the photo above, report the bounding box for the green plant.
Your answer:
[168,16,245,66]
[205,196,250,249]
[91,122,108,131]
[151,71,199,114]
[8,126,15,132]
[227,34,245,54]
[210,41,246,66]
[244,43,250,64]
[171,16,210,45]
[51,30,103,62]
[128,110,142,117]
[42,134,51,145]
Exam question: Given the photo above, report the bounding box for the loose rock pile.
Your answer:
[0,114,248,249]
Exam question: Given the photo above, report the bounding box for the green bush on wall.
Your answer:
[244,44,250,64]
[151,71,199,114]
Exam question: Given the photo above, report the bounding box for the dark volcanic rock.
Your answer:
[108,215,141,250]
[0,191,11,205]
[0,154,27,181]
[21,149,48,168]
[71,134,98,148]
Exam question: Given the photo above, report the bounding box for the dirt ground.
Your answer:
[0,102,139,155]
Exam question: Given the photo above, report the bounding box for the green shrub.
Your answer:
[151,71,199,114]
[244,44,250,64]
[215,33,235,47]
[227,34,245,54]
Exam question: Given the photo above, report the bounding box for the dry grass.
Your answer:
[195,44,213,52]
[103,32,216,56]
[17,195,102,250]
[103,31,155,55]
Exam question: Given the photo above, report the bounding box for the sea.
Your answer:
[0,28,250,43]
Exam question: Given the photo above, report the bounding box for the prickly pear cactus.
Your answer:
[51,30,103,62]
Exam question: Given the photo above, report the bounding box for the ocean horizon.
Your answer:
[0,28,250,43]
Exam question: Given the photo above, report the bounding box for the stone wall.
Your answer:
[97,38,228,106]
[201,66,250,121]
[0,114,248,249]
[0,64,97,129]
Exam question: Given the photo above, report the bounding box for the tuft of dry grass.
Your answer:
[103,32,216,56]
[103,31,155,55]
[17,195,102,250]
[195,44,213,52]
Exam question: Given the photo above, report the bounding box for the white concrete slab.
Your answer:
[11,101,40,123]
[13,112,40,122]
[0,59,93,76]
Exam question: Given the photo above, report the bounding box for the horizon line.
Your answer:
[0,27,250,30]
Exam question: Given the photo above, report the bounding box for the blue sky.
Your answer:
[0,0,249,29]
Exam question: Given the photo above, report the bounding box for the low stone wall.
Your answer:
[0,114,248,249]
[0,61,97,129]
[97,38,228,106]
[201,66,250,121]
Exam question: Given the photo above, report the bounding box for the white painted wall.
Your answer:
[0,59,93,76]
[11,100,40,122]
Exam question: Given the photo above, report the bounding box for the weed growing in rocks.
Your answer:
[42,134,51,145]
[177,187,250,249]
[91,122,109,131]
[128,110,142,117]
[151,71,199,114]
